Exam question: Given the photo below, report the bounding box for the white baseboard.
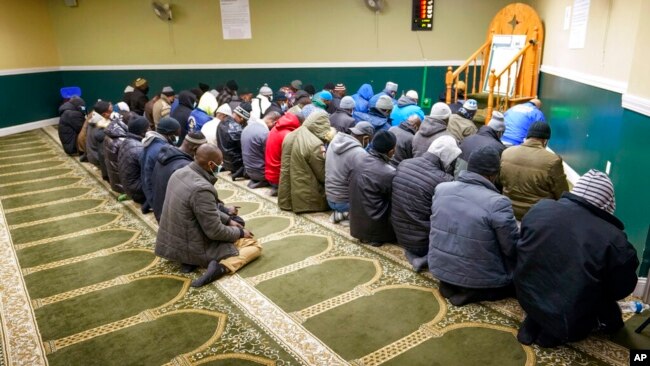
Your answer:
[635,277,647,298]
[0,118,59,137]
[622,93,650,117]
[540,64,628,94]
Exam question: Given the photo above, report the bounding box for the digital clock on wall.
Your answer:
[412,0,434,31]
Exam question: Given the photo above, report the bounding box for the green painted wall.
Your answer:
[538,72,650,272]
[0,72,63,128]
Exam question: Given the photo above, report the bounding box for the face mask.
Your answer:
[170,136,178,145]
[281,103,288,112]
[210,162,223,177]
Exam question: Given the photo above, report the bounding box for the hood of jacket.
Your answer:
[419,116,447,137]
[457,170,499,193]
[59,98,85,114]
[198,92,218,116]
[104,120,128,139]
[356,84,374,101]
[274,113,301,132]
[397,95,416,107]
[330,132,362,155]
[303,111,334,143]
[142,130,168,147]
[178,90,197,109]
[398,121,417,135]
[156,145,192,166]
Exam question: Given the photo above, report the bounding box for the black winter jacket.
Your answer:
[126,88,149,115]
[118,133,146,203]
[171,91,197,146]
[58,99,86,155]
[216,116,244,173]
[515,193,638,342]
[349,149,397,243]
[103,120,128,193]
[388,122,417,167]
[151,145,193,222]
[391,152,453,252]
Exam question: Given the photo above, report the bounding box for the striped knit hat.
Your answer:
[571,169,616,214]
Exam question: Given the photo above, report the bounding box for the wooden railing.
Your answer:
[446,27,540,123]
[485,38,536,121]
[445,38,491,105]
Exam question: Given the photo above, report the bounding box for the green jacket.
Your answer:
[447,114,477,144]
[500,139,569,220]
[278,111,333,213]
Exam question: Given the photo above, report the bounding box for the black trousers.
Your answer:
[438,281,515,306]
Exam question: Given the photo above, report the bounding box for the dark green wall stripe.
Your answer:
[539,72,650,271]
[0,72,62,128]
[59,66,448,115]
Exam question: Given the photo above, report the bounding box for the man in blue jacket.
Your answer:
[501,99,545,146]
[390,90,425,126]
[140,117,180,213]
[428,145,519,306]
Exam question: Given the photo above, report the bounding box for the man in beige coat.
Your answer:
[152,86,175,128]
[499,122,569,220]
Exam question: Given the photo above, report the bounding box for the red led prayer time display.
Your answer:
[412,0,433,31]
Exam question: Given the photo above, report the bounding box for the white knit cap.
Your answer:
[571,169,616,214]
[488,111,505,132]
[339,96,356,109]
[216,103,232,117]
[430,102,451,120]
[406,90,419,100]
[428,135,461,169]
[115,101,130,112]
[259,84,273,96]
[385,81,398,92]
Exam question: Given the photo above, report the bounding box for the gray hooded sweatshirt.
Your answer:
[412,116,449,158]
[325,132,368,203]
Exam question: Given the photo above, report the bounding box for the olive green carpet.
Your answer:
[0,127,646,366]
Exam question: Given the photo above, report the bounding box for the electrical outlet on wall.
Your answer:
[606,160,612,175]
[422,97,432,108]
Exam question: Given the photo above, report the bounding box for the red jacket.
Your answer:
[265,113,300,184]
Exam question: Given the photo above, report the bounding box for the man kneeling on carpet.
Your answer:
[155,144,262,287]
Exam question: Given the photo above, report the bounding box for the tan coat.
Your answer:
[500,139,569,220]
[447,114,477,144]
[152,95,172,127]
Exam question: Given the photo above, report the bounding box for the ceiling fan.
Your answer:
[152,1,172,21]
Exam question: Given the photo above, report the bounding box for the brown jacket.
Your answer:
[500,139,569,220]
[155,162,242,267]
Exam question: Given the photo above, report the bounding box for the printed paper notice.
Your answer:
[220,0,251,40]
[568,0,589,49]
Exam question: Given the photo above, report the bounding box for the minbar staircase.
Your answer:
[444,3,544,124]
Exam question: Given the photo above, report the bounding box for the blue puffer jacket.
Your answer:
[390,96,425,126]
[352,108,391,132]
[428,170,520,288]
[187,108,212,133]
[352,84,374,113]
[501,102,546,145]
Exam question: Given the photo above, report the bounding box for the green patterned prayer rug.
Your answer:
[0,127,646,366]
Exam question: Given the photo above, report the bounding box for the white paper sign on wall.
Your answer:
[220,0,252,40]
[568,0,590,49]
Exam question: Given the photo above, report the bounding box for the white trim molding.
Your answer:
[622,93,650,117]
[0,118,59,137]
[58,60,465,71]
[0,67,60,77]
[540,64,628,94]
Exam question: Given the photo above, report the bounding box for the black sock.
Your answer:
[191,261,228,287]
[517,317,541,345]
